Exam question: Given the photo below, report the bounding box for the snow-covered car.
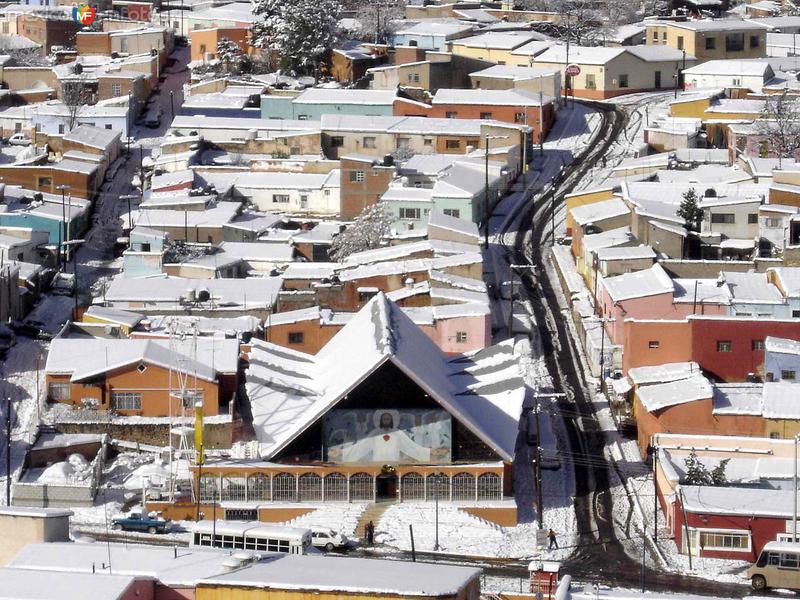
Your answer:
[310,527,349,551]
[7,133,31,146]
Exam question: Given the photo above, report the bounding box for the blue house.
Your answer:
[261,89,397,121]
[122,227,169,278]
[0,201,88,252]
[388,19,475,51]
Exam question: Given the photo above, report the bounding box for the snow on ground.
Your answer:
[283,503,367,538]
[377,501,552,559]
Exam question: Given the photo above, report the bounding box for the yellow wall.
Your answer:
[670,97,713,119]
[565,187,616,215]
[448,44,515,65]
[197,580,479,600]
[646,24,767,61]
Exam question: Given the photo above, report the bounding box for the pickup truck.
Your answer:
[112,512,171,534]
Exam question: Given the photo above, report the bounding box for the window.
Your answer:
[272,194,289,203]
[397,137,410,149]
[445,111,457,118]
[225,508,257,521]
[652,31,658,41]
[407,73,420,83]
[782,370,797,381]
[363,136,376,149]
[766,217,782,228]
[716,340,732,352]
[445,139,460,150]
[770,431,781,439]
[698,530,750,552]
[111,392,142,410]
[324,473,347,501]
[37,176,52,188]
[618,74,629,88]
[750,35,760,48]
[705,37,716,50]
[747,213,758,224]
[514,112,526,123]
[49,382,71,401]
[456,331,468,343]
[288,332,304,344]
[111,83,122,97]
[662,31,667,41]
[793,310,800,318]
[751,340,765,350]
[479,111,493,119]
[452,473,476,500]
[105,124,112,130]
[399,207,421,220]
[477,472,501,500]
[725,33,745,52]
[443,208,460,218]
[300,195,308,209]
[330,136,344,147]
[221,476,247,501]
[401,472,424,501]
[585,74,596,90]
[711,213,735,224]
[247,474,270,500]
[350,170,365,183]
[349,472,374,502]
[298,473,322,502]
[58,124,65,134]
[648,340,660,349]
[677,35,684,50]
[423,138,432,146]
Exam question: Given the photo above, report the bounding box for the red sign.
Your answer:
[565,64,581,77]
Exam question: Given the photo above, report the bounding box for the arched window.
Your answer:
[425,473,450,501]
[452,472,476,501]
[273,472,296,501]
[298,473,322,502]
[221,475,247,501]
[349,472,374,502]
[477,472,501,501]
[247,474,270,501]
[400,472,424,501]
[324,473,347,501]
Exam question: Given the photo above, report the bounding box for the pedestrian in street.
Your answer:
[366,520,375,546]
[548,528,558,550]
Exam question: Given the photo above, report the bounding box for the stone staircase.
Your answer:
[355,502,393,542]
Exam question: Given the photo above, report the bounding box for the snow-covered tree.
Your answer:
[683,451,712,486]
[252,0,342,77]
[329,202,392,261]
[676,187,703,233]
[217,37,244,71]
[710,458,729,486]
[759,91,800,169]
[60,74,93,131]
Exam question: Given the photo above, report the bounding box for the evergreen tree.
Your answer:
[676,187,703,232]
[217,38,243,71]
[710,458,730,486]
[683,450,712,485]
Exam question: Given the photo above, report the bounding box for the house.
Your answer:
[447,30,551,65]
[30,101,132,139]
[469,64,561,98]
[682,60,775,92]
[395,88,555,144]
[339,154,396,219]
[16,10,81,54]
[531,45,696,99]
[0,159,101,201]
[388,19,475,51]
[61,124,121,165]
[645,20,768,62]
[320,114,522,160]
[331,40,387,85]
[261,89,399,121]
[122,227,168,277]
[136,201,242,244]
[0,568,152,600]
[44,336,240,418]
[189,27,251,63]
[226,171,341,216]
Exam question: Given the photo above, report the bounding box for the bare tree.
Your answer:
[3,47,49,67]
[329,202,392,260]
[758,91,800,169]
[59,76,93,132]
[350,0,404,44]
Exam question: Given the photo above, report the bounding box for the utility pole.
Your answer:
[433,473,440,550]
[484,137,489,250]
[5,396,11,505]
[169,91,175,122]
[534,391,543,529]
[139,145,145,202]
[57,185,69,268]
[641,524,647,593]
[653,444,658,545]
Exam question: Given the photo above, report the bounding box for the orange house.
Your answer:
[189,27,251,63]
[44,337,240,418]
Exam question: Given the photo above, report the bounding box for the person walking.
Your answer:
[365,520,375,546]
[547,528,558,550]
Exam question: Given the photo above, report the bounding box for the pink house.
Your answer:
[599,266,731,345]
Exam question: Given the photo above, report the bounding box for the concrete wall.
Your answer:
[0,511,70,565]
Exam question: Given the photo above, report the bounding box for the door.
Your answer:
[376,474,397,500]
[655,71,661,89]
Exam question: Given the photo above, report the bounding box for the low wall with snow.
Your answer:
[12,482,96,508]
[51,420,233,448]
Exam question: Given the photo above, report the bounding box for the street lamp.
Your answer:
[483,135,509,250]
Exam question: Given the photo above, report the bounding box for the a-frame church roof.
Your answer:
[247,293,526,462]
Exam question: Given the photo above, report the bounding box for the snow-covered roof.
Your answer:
[765,336,800,356]
[679,484,796,518]
[768,267,800,298]
[429,269,486,292]
[393,19,475,38]
[247,294,526,461]
[450,30,547,50]
[666,19,769,32]
[683,59,772,77]
[337,253,481,281]
[469,64,559,81]
[83,305,144,328]
[282,262,337,280]
[596,244,656,261]
[428,211,480,240]
[203,553,480,596]
[672,279,731,305]
[339,239,475,268]
[636,375,713,412]
[0,568,138,600]
[320,114,512,136]
[628,361,702,386]
[46,337,240,382]
[569,198,629,226]
[602,263,674,303]
[582,226,635,254]
[722,271,784,305]
[432,88,550,107]
[763,381,800,418]
[292,88,397,106]
[711,383,763,415]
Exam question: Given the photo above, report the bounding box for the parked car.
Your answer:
[144,107,161,129]
[7,133,31,146]
[310,527,349,551]
[112,511,171,534]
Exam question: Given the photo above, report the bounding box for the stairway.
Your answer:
[355,502,393,543]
